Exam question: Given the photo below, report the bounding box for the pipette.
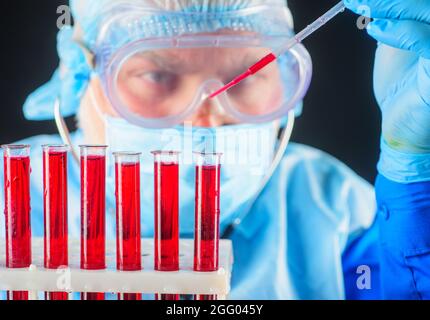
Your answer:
[209,1,346,99]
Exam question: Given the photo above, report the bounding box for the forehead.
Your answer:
[122,29,270,61]
[77,1,293,54]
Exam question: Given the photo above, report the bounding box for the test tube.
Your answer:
[114,152,142,301]
[194,152,222,301]
[152,151,180,301]
[43,145,69,301]
[2,145,31,301]
[80,145,107,301]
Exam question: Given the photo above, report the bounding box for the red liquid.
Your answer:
[45,292,69,300]
[116,162,142,300]
[195,294,217,301]
[119,293,142,301]
[154,162,179,301]
[194,165,221,301]
[7,291,29,300]
[156,294,180,301]
[43,150,68,300]
[80,155,106,300]
[81,292,105,301]
[194,165,221,271]
[154,162,179,272]
[3,155,31,300]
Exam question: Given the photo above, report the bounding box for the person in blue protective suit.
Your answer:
[1,0,430,300]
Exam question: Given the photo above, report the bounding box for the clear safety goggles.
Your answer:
[89,4,313,128]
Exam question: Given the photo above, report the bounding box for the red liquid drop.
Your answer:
[80,155,106,300]
[116,162,142,300]
[43,150,68,300]
[194,165,221,301]
[154,162,179,272]
[4,155,31,300]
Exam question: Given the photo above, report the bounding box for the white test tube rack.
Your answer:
[0,238,233,300]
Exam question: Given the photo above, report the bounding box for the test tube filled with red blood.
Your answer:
[80,145,107,301]
[152,151,180,301]
[114,152,142,301]
[43,145,69,301]
[2,145,32,301]
[194,152,222,301]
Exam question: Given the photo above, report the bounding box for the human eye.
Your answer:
[135,70,179,90]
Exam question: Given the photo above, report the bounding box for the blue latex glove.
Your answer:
[344,0,430,183]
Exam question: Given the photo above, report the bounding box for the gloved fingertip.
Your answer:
[372,19,388,30]
[343,0,355,10]
[366,19,388,37]
[343,0,366,13]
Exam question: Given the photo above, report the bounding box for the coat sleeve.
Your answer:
[342,174,430,300]
[375,174,430,299]
[342,219,381,299]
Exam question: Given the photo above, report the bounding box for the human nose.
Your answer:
[187,98,226,128]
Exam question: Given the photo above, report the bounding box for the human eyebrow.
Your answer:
[134,52,197,73]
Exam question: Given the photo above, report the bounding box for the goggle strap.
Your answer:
[72,25,96,69]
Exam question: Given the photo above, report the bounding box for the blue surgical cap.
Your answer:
[23,0,293,121]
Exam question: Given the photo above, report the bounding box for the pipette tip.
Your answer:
[210,71,252,99]
[209,88,226,99]
[209,81,237,99]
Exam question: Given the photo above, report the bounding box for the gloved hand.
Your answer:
[344,0,430,183]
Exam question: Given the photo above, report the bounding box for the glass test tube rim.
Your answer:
[194,152,223,166]
[1,145,31,157]
[79,144,108,150]
[113,151,142,163]
[42,144,70,151]
[151,150,181,156]
[79,145,109,148]
[1,144,31,150]
[193,152,223,156]
[113,151,142,156]
[152,151,181,166]
[79,145,108,157]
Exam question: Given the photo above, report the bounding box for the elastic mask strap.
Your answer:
[54,26,96,165]
[54,98,80,164]
[87,78,109,126]
[54,77,106,167]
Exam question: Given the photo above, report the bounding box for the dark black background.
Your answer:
[0,0,381,182]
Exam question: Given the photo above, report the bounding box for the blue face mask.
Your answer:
[103,115,278,236]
